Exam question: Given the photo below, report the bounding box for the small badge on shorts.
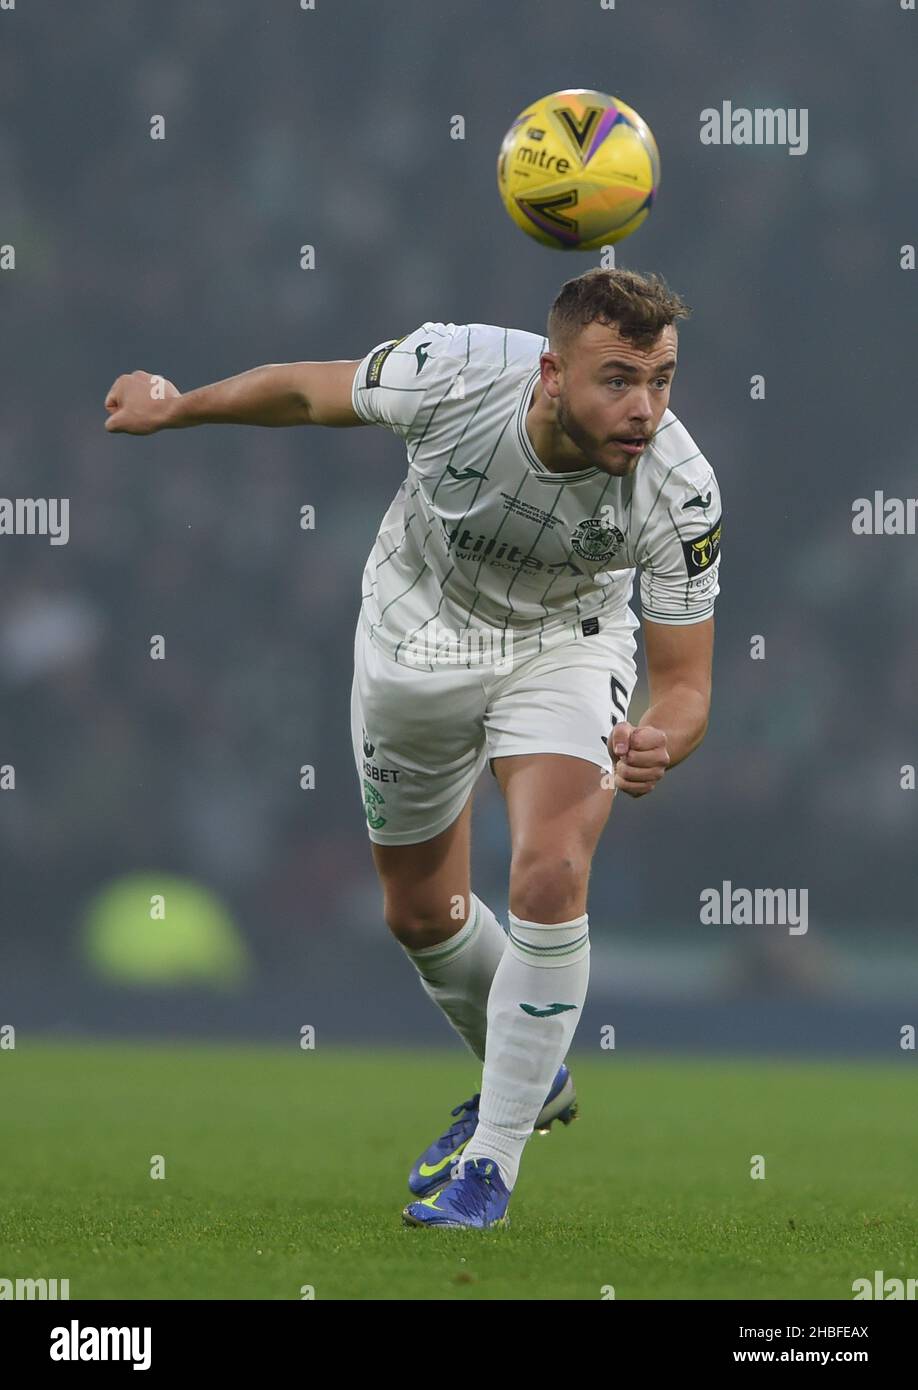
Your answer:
[581,616,600,636]
[363,780,387,830]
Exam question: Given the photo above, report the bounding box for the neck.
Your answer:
[525,381,595,474]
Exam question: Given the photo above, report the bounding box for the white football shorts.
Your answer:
[350,610,639,845]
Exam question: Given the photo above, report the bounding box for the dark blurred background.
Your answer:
[1,0,915,1052]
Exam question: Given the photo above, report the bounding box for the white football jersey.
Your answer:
[350,321,722,670]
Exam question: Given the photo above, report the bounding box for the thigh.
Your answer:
[493,751,614,856]
[492,752,614,921]
[485,629,639,920]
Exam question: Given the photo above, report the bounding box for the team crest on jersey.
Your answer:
[570,518,625,563]
[681,515,722,572]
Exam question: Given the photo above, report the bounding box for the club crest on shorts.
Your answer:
[570,517,625,563]
[363,779,387,830]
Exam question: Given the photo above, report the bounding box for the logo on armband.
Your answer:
[365,336,408,389]
[680,515,722,572]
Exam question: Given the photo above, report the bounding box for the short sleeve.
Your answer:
[638,474,723,625]
[350,322,464,440]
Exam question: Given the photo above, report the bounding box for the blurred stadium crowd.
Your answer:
[1,1,915,998]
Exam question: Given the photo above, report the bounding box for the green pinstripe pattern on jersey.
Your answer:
[458,463,532,638]
[393,330,520,660]
[458,347,597,642]
[429,380,504,507]
[392,447,514,660]
[365,329,472,640]
[406,331,469,464]
[651,418,677,440]
[569,471,618,617]
[499,478,567,620]
[373,532,438,627]
[630,451,703,559]
[366,480,423,578]
[447,455,530,661]
[422,350,623,654]
[526,468,619,650]
[362,532,403,599]
[355,326,454,432]
[390,330,521,661]
[362,335,717,665]
[354,340,429,400]
[393,390,518,657]
[623,471,636,530]
[666,499,716,613]
[363,482,425,617]
[500,467,625,647]
[391,564,457,666]
[666,504,692,613]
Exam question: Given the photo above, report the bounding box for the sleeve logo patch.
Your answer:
[681,515,722,572]
[365,335,407,389]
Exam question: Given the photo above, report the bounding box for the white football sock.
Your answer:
[460,909,589,1189]
[403,893,507,1062]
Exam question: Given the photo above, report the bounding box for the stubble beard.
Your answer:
[557,396,636,476]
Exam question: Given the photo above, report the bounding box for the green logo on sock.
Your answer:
[519,1002,578,1018]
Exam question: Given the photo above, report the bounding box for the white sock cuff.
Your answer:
[507,910,589,967]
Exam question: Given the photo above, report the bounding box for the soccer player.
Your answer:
[105,268,722,1230]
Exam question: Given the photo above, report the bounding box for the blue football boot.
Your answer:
[402,1157,511,1229]
[407,1062,578,1199]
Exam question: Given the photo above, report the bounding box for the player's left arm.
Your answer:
[614,461,722,798]
[609,617,713,798]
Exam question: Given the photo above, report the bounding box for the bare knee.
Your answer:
[382,892,468,949]
[509,849,589,924]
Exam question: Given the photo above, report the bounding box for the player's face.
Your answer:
[554,322,678,476]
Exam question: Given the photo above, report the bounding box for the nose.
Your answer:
[626,384,654,424]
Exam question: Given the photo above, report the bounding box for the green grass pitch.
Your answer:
[1,1042,915,1300]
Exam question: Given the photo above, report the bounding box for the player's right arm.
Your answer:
[105,325,460,437]
[104,361,366,435]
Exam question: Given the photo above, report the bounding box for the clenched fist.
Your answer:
[104,371,180,434]
[608,721,670,798]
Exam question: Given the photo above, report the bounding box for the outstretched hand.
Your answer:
[105,371,180,434]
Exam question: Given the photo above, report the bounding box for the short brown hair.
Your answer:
[547,267,690,354]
